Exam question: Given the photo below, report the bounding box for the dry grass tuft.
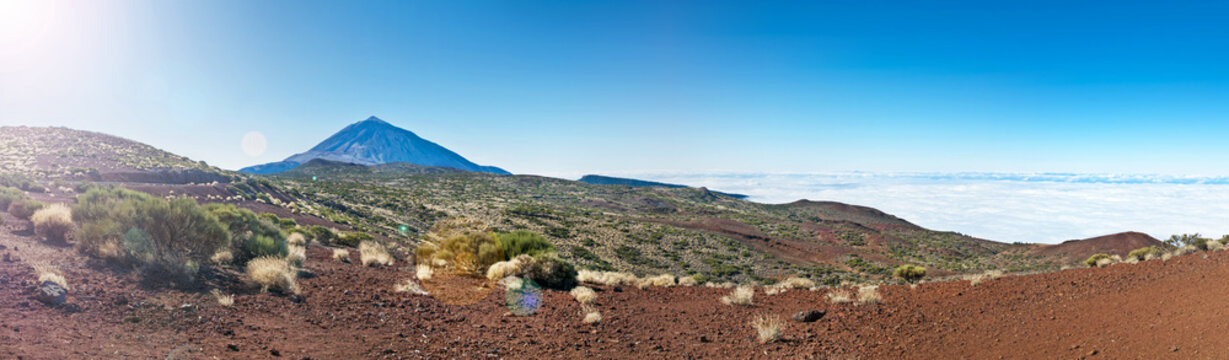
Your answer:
[332,249,350,263]
[856,285,881,305]
[570,286,596,304]
[582,309,602,324]
[359,240,394,267]
[677,275,699,286]
[416,264,434,281]
[704,282,736,288]
[245,256,298,294]
[211,289,234,307]
[826,289,852,304]
[749,314,783,344]
[286,244,306,266]
[765,287,786,296]
[287,233,307,247]
[34,265,68,289]
[721,286,755,306]
[486,259,524,280]
[637,274,676,289]
[576,270,639,287]
[210,250,233,265]
[394,279,429,295]
[776,277,815,289]
[32,204,74,243]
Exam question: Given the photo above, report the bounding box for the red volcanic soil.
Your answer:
[1029,231,1166,264]
[3,211,1228,358]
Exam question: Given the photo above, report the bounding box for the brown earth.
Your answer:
[2,202,1226,359]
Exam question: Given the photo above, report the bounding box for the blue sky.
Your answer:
[3,0,1229,176]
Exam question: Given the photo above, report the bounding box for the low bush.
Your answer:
[721,286,754,306]
[394,278,429,295]
[287,233,307,247]
[776,276,815,289]
[211,289,234,307]
[245,256,298,294]
[74,188,227,286]
[32,204,74,243]
[204,203,287,262]
[0,186,28,209]
[416,264,434,280]
[523,253,577,289]
[9,200,45,221]
[416,217,504,274]
[893,265,927,283]
[309,226,336,244]
[359,240,394,267]
[637,274,676,289]
[1084,253,1112,267]
[1128,246,1163,260]
[498,230,555,258]
[678,275,700,286]
[287,244,306,266]
[582,310,602,324]
[336,231,373,248]
[486,257,527,280]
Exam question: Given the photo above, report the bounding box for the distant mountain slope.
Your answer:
[278,158,465,177]
[578,174,748,199]
[1027,231,1166,264]
[240,116,509,175]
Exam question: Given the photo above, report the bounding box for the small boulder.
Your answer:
[792,309,825,323]
[34,281,66,306]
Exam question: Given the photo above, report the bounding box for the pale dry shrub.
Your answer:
[765,287,786,296]
[211,289,234,307]
[499,276,524,290]
[827,289,852,304]
[966,274,985,286]
[856,285,881,305]
[749,314,783,344]
[1124,256,1140,264]
[583,310,602,324]
[637,274,675,289]
[287,232,307,247]
[486,259,523,280]
[332,249,351,263]
[1095,257,1115,267]
[359,240,394,267]
[416,264,434,281]
[34,265,68,289]
[1162,252,1174,261]
[286,244,306,266]
[1144,252,1159,261]
[32,204,74,243]
[576,270,639,286]
[570,286,596,304]
[677,275,699,286]
[705,282,736,289]
[245,256,298,294]
[394,278,429,295]
[211,250,234,265]
[721,286,754,306]
[1209,241,1226,252]
[776,277,815,289]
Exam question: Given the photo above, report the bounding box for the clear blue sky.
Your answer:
[3,0,1229,177]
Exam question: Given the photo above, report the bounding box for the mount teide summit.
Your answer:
[239,116,510,175]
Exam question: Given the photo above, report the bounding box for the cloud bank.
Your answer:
[622,172,1229,244]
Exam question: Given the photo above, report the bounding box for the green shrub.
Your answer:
[416,217,506,275]
[336,231,374,248]
[72,188,228,286]
[523,253,577,290]
[204,204,287,262]
[499,231,555,258]
[8,200,45,221]
[0,186,28,209]
[1084,253,1112,267]
[309,225,335,244]
[893,265,927,282]
[1128,246,1163,260]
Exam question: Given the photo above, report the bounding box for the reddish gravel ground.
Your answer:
[2,210,1227,359]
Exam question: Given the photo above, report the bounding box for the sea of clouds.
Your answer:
[621,172,1229,244]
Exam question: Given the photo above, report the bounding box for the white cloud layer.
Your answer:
[622,172,1229,244]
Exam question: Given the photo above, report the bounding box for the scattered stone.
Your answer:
[226,344,239,352]
[612,286,623,292]
[289,295,304,303]
[113,295,128,306]
[1087,349,1098,356]
[269,349,281,356]
[179,303,196,311]
[33,281,66,306]
[793,310,826,323]
[297,269,316,279]
[698,335,711,343]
